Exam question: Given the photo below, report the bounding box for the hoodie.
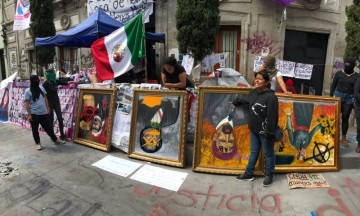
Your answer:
[233,88,278,137]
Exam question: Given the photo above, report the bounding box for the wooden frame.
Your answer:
[275,94,341,172]
[73,88,117,152]
[193,86,264,175]
[128,89,188,167]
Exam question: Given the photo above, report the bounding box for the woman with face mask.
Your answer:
[330,57,360,146]
[257,55,292,95]
[24,75,64,150]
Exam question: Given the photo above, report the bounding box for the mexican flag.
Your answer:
[91,13,145,82]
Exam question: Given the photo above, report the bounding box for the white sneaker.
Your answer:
[36,144,42,150]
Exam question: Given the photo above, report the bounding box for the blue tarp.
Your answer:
[35,8,123,48]
[145,32,165,43]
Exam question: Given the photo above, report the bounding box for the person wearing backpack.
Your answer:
[25,75,64,150]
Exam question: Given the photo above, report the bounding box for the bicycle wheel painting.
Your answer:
[128,89,188,167]
[275,94,340,172]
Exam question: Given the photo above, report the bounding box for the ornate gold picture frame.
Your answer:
[73,88,117,152]
[275,94,341,172]
[193,86,265,175]
[128,89,188,167]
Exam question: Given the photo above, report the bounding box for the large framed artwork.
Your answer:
[128,89,188,167]
[193,86,264,175]
[74,88,117,152]
[275,94,340,172]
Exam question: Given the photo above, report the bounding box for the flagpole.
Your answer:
[141,9,148,83]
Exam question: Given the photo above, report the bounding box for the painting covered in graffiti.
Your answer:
[128,90,188,167]
[73,88,117,152]
[275,95,340,172]
[193,86,264,175]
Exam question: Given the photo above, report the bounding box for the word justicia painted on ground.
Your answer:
[133,184,282,213]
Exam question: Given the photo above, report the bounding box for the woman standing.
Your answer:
[233,71,278,187]
[25,75,64,150]
[330,57,359,146]
[161,56,194,90]
[258,55,291,95]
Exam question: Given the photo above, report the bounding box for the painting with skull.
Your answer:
[128,89,188,167]
[193,86,264,175]
[275,95,340,172]
[74,88,117,151]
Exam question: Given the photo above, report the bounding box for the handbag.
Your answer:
[274,125,284,142]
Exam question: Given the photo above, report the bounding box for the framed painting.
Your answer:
[74,88,117,152]
[193,86,264,175]
[275,94,340,172]
[128,89,188,167]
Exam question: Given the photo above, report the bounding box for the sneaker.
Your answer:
[54,139,65,145]
[236,173,254,181]
[36,144,42,150]
[262,175,273,187]
[60,137,71,142]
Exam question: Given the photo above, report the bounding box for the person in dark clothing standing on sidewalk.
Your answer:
[25,75,64,150]
[232,71,278,187]
[330,57,360,146]
[353,73,360,153]
[42,69,76,142]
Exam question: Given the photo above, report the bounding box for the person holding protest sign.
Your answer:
[43,69,76,142]
[161,56,194,90]
[330,57,359,146]
[257,55,292,95]
[233,71,278,187]
[25,75,64,150]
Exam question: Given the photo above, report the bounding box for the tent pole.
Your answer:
[142,10,148,83]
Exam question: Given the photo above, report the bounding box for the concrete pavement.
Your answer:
[1,123,360,216]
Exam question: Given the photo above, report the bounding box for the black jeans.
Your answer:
[30,114,57,144]
[49,101,66,138]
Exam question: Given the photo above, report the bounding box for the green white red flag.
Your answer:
[91,13,145,81]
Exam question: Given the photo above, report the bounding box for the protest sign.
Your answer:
[287,173,330,189]
[9,81,77,139]
[295,63,313,80]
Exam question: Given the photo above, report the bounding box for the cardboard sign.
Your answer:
[294,63,313,80]
[287,173,330,189]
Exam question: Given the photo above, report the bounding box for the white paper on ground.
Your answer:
[92,155,142,177]
[130,165,188,191]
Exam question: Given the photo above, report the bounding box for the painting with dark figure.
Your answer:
[129,90,188,167]
[74,88,117,152]
[275,95,340,172]
[193,86,265,175]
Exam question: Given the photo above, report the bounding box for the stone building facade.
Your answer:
[0,0,353,95]
[156,0,350,95]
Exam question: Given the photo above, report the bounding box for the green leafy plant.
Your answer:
[176,0,220,61]
[344,0,360,60]
[30,0,56,68]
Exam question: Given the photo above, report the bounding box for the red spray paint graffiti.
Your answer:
[241,32,281,56]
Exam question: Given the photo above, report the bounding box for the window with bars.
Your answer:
[215,26,241,71]
[58,47,78,73]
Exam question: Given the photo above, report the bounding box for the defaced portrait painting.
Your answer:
[193,86,264,175]
[275,95,340,172]
[128,90,188,167]
[74,88,117,151]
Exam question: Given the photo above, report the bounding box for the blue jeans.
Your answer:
[245,131,275,176]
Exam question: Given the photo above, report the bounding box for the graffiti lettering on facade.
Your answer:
[241,32,281,56]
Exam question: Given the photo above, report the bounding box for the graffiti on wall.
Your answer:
[241,32,281,56]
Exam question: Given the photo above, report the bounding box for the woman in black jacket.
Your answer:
[330,57,359,146]
[233,71,278,187]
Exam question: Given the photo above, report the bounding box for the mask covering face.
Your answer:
[344,57,356,74]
